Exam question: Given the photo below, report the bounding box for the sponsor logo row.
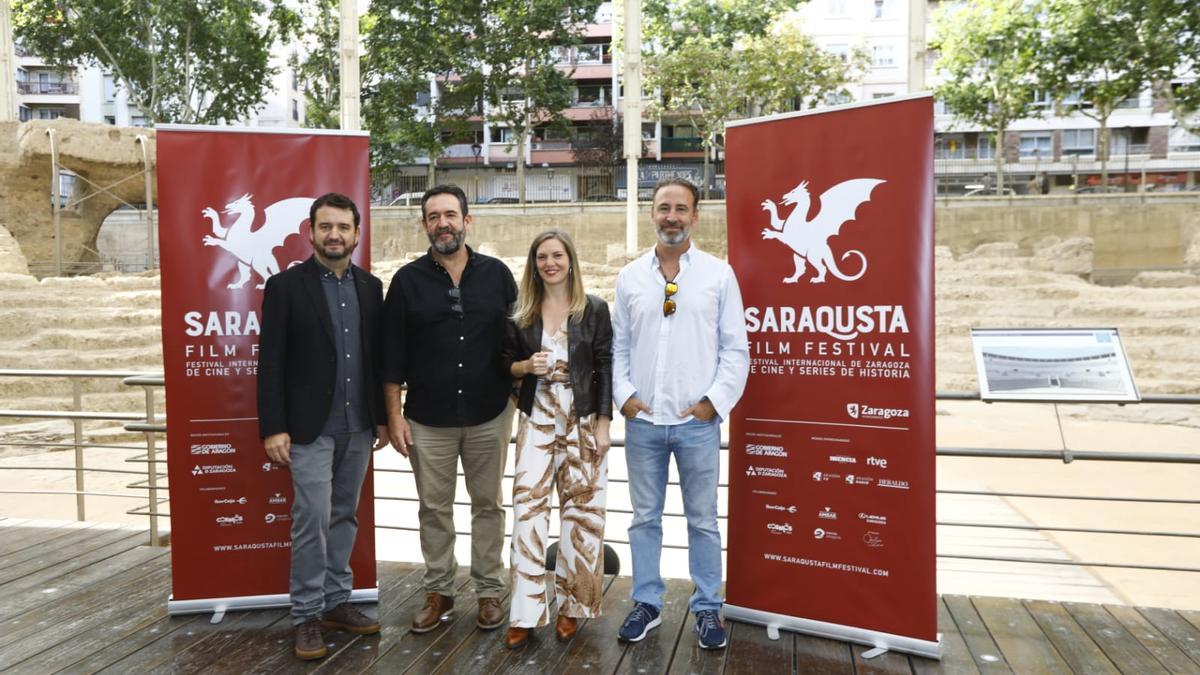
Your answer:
[745,448,890,470]
[746,466,909,491]
[191,461,285,477]
[215,512,291,526]
[766,522,886,548]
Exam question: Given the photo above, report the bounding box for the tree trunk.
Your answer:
[1098,118,1109,190]
[428,157,437,190]
[994,128,1005,194]
[702,145,710,200]
[516,130,527,205]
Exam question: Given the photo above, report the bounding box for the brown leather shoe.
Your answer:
[505,626,530,649]
[555,615,579,642]
[477,597,505,630]
[411,592,454,633]
[294,619,327,660]
[322,602,381,635]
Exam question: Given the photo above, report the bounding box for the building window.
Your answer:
[872,92,895,99]
[37,108,65,120]
[977,135,996,159]
[1019,132,1052,158]
[103,75,116,102]
[873,0,895,19]
[827,0,848,17]
[825,44,849,62]
[292,99,299,121]
[574,84,608,107]
[19,106,31,122]
[291,70,299,92]
[1168,126,1200,153]
[872,45,895,67]
[935,134,965,159]
[490,127,514,143]
[1031,90,1052,110]
[550,46,571,65]
[933,99,955,116]
[576,43,604,64]
[1061,129,1095,156]
[825,91,852,106]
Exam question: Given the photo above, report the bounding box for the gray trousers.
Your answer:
[289,429,373,624]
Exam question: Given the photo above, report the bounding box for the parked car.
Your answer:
[485,197,519,204]
[963,187,1016,197]
[1072,185,1124,194]
[582,194,619,202]
[387,191,425,206]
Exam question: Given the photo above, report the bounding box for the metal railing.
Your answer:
[0,369,165,545]
[17,81,79,95]
[1,371,1197,575]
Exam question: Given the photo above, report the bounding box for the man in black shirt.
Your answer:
[383,184,517,633]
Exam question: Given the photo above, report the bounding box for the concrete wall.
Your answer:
[96,193,1200,272]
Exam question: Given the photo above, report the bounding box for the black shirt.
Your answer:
[383,247,517,427]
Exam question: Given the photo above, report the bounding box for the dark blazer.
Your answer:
[257,256,386,445]
[501,294,613,419]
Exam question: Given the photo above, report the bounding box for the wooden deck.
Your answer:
[1,519,1199,674]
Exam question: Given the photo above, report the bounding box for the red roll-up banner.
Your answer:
[723,96,940,658]
[156,126,377,613]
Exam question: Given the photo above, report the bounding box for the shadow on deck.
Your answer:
[0,519,1198,674]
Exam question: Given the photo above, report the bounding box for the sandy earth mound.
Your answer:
[1,239,1198,449]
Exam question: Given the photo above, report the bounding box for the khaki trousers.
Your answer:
[408,402,513,598]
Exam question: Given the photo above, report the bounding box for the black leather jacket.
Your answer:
[500,294,613,419]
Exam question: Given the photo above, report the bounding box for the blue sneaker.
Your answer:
[694,610,726,649]
[617,602,661,643]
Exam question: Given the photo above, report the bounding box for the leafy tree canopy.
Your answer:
[14,0,290,125]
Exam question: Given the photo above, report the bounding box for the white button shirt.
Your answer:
[612,243,750,425]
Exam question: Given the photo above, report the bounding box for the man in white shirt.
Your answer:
[611,178,749,650]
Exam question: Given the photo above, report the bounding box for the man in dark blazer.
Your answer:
[257,192,389,661]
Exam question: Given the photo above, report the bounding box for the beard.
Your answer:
[428,227,465,255]
[317,239,355,261]
[656,224,690,246]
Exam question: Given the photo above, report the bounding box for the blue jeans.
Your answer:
[625,417,722,613]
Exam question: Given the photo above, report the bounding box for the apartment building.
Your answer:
[13,43,304,128]
[801,0,1200,194]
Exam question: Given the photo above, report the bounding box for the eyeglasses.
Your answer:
[448,287,463,318]
[663,281,678,317]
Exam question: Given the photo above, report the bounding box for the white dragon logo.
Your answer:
[201,194,314,289]
[760,179,885,284]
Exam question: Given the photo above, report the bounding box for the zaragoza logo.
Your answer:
[201,194,313,290]
[760,179,884,284]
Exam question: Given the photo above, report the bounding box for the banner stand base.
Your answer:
[168,587,379,618]
[724,604,942,660]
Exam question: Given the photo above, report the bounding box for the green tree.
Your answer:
[13,0,289,125]
[281,0,340,130]
[644,0,796,50]
[1156,0,1200,132]
[365,0,600,203]
[931,0,1047,193]
[647,23,864,197]
[1040,0,1178,188]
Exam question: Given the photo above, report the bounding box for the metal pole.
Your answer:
[0,0,17,122]
[338,0,361,131]
[136,135,155,270]
[72,379,86,520]
[47,128,62,276]
[145,386,159,545]
[623,0,643,254]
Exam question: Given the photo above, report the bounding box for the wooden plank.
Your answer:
[0,523,115,574]
[971,596,1070,674]
[499,574,618,675]
[1062,603,1167,675]
[1137,607,1200,668]
[719,622,777,675]
[95,608,287,674]
[0,522,84,556]
[911,597,979,675]
[0,544,167,623]
[941,596,1010,674]
[52,613,208,673]
[0,526,140,587]
[1184,609,1200,634]
[0,545,167,653]
[201,563,423,674]
[553,576,633,675]
[792,633,854,675]
[0,566,171,671]
[852,645,912,675]
[1105,604,1200,674]
[320,568,470,674]
[613,577,694,675]
[1022,600,1118,675]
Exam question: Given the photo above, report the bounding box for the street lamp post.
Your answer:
[471,142,482,203]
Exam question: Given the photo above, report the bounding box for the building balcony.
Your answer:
[17,81,79,95]
[662,137,704,153]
